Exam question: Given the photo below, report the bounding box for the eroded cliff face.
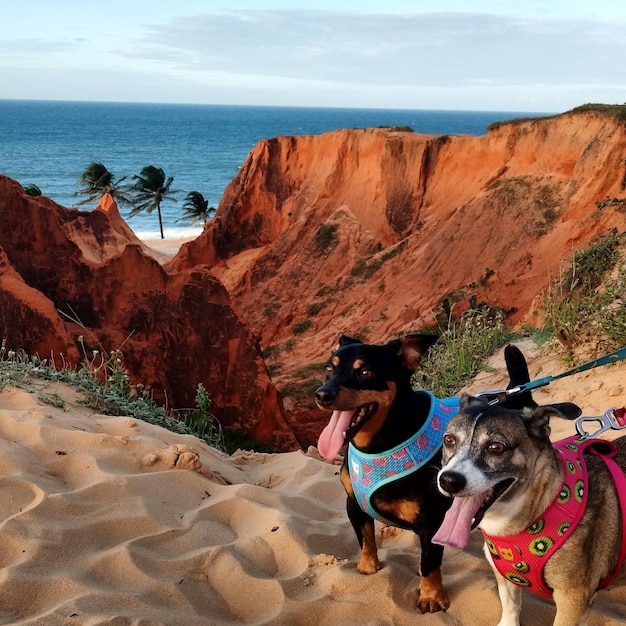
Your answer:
[0,178,297,451]
[170,111,626,445]
[3,111,625,450]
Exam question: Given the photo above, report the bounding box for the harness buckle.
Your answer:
[575,407,626,439]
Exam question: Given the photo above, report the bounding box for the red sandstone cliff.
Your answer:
[170,109,626,444]
[0,179,297,451]
[3,110,625,450]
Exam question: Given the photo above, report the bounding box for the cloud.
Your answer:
[119,10,626,88]
[0,38,81,56]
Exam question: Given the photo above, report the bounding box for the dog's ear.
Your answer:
[548,402,582,420]
[337,333,362,349]
[391,333,438,372]
[459,393,489,411]
[521,405,566,443]
[501,345,537,410]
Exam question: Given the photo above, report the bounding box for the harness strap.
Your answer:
[348,393,460,524]
[589,444,626,589]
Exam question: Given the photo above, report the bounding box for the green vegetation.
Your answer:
[263,302,279,318]
[76,162,132,206]
[569,103,626,121]
[261,340,295,359]
[23,183,42,197]
[314,223,339,254]
[278,377,323,411]
[307,301,330,316]
[414,306,513,398]
[596,196,626,209]
[349,240,407,281]
[178,191,215,226]
[175,383,225,451]
[128,165,181,240]
[376,125,415,133]
[0,338,225,451]
[75,162,211,238]
[486,103,626,132]
[486,176,560,234]
[542,230,626,350]
[292,319,313,334]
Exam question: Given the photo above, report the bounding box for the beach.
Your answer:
[1,339,626,624]
[142,235,198,260]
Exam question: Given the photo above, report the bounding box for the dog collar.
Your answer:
[482,435,626,599]
[348,392,460,525]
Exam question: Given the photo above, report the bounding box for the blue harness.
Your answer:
[347,392,460,524]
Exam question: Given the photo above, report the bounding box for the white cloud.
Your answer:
[121,11,626,89]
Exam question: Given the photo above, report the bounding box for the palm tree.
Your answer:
[75,162,131,206]
[128,165,180,239]
[23,183,42,197]
[178,191,216,226]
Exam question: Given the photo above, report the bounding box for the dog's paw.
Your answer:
[356,556,382,574]
[416,592,450,613]
[417,570,449,613]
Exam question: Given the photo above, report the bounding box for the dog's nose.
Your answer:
[315,387,336,407]
[438,471,467,495]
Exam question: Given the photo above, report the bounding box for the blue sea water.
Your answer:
[0,100,548,239]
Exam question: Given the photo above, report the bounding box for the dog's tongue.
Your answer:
[317,410,354,460]
[432,493,487,550]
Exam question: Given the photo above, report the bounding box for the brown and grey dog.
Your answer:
[434,395,626,626]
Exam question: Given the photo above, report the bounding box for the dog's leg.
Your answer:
[551,588,592,626]
[416,536,449,613]
[486,546,522,626]
[346,496,381,574]
[493,575,522,626]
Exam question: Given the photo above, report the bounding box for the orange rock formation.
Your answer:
[2,109,625,449]
[171,110,626,444]
[0,179,297,451]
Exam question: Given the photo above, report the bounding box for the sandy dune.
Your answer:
[1,341,626,624]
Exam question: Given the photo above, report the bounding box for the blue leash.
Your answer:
[477,346,626,405]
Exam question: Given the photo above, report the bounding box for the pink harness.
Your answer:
[482,435,626,599]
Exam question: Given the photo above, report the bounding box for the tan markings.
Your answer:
[331,356,340,367]
[340,465,354,497]
[356,523,381,574]
[351,382,397,448]
[352,359,364,369]
[377,499,421,525]
[417,568,450,613]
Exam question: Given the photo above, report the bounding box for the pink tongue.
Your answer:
[432,492,488,549]
[317,410,355,460]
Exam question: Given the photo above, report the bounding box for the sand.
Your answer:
[141,235,197,262]
[1,340,626,625]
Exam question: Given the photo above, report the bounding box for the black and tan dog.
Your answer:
[434,395,624,626]
[315,334,543,613]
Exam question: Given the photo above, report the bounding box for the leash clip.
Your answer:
[576,407,626,439]
[475,386,523,405]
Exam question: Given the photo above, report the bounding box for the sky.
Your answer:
[1,1,625,112]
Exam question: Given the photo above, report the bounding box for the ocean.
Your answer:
[0,100,548,240]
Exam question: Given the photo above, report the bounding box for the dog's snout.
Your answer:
[315,387,336,407]
[438,471,467,495]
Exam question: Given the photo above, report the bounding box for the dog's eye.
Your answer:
[324,364,333,377]
[359,368,374,380]
[487,441,508,454]
[443,433,456,447]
